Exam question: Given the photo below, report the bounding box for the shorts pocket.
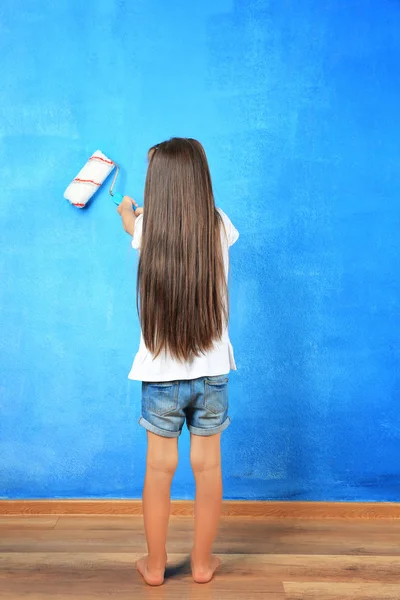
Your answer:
[204,375,229,416]
[143,382,178,417]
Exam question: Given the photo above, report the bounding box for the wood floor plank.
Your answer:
[283,581,400,599]
[0,517,58,529]
[1,524,399,555]
[55,515,142,530]
[0,583,284,600]
[270,554,400,583]
[258,518,400,534]
[2,552,400,583]
[54,515,400,533]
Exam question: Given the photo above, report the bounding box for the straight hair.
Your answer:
[137,137,228,361]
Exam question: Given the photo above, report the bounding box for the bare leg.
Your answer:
[136,431,178,586]
[190,432,222,583]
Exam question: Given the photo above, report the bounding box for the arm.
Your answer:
[117,196,143,236]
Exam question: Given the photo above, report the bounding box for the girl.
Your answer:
[117,138,239,586]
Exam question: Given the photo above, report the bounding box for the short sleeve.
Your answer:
[218,208,239,247]
[131,214,144,250]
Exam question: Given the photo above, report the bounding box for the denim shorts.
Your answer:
[139,375,230,438]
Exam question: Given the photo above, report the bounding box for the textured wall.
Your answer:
[1,0,400,500]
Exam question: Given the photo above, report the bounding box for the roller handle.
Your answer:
[109,164,142,211]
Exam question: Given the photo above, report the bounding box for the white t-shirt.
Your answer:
[128,208,239,382]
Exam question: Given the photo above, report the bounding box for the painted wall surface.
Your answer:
[1,0,400,501]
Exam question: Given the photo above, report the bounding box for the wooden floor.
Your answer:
[1,515,400,599]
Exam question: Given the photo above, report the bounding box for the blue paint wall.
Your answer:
[1,0,400,501]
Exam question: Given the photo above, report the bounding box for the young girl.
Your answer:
[117,138,239,586]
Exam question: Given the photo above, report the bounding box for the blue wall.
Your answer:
[1,0,400,501]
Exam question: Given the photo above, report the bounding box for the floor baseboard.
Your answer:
[0,500,399,519]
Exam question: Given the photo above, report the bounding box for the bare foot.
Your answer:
[191,554,220,583]
[136,555,166,586]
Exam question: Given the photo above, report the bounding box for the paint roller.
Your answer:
[64,150,135,209]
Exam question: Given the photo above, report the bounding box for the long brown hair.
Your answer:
[137,137,228,361]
